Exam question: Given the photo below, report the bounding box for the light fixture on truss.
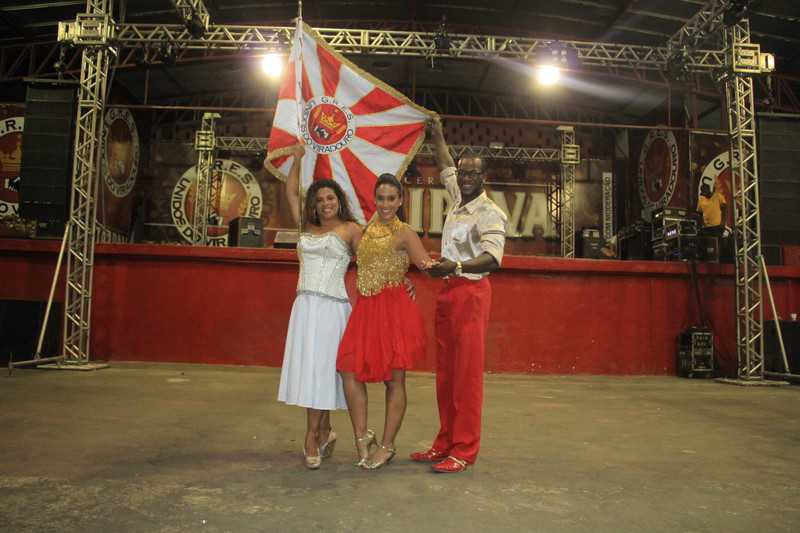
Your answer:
[533,42,579,86]
[186,8,206,39]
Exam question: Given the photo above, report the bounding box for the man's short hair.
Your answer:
[456,156,485,172]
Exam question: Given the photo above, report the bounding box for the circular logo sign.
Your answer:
[0,115,23,217]
[300,96,354,154]
[638,130,679,219]
[698,150,736,226]
[101,108,140,198]
[170,158,263,246]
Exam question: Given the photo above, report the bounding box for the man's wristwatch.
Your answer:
[454,261,463,276]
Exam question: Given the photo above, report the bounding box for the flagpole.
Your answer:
[296,0,303,234]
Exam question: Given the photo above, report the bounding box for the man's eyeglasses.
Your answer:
[457,169,483,178]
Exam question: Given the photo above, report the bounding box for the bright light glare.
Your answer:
[536,65,561,86]
[261,54,284,78]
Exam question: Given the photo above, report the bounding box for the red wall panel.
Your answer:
[4,239,800,376]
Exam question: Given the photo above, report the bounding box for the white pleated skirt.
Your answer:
[277,293,349,410]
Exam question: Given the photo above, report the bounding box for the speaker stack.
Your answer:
[228,216,264,248]
[19,84,76,238]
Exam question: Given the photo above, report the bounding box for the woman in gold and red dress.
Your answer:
[337,173,434,470]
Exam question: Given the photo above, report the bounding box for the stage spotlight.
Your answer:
[260,53,284,79]
[186,11,206,39]
[536,65,561,86]
[157,42,177,66]
[133,46,150,68]
[759,52,775,72]
[53,45,70,73]
[433,15,451,53]
[666,47,691,82]
[532,43,578,87]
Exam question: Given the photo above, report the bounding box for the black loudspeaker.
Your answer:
[577,228,604,259]
[763,244,784,266]
[228,217,263,247]
[19,84,76,238]
[0,300,61,366]
[765,320,800,374]
[619,222,653,260]
[758,116,800,245]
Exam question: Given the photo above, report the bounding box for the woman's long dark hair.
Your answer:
[303,179,357,227]
[374,173,405,221]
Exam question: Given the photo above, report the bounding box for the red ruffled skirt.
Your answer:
[337,284,426,383]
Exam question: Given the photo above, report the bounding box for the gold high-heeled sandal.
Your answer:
[363,443,396,470]
[354,429,377,467]
[319,428,337,459]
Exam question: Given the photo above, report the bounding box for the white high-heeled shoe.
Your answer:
[303,447,321,470]
[319,429,337,459]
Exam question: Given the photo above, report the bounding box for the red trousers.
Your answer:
[432,276,492,464]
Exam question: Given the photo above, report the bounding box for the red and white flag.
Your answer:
[265,20,436,223]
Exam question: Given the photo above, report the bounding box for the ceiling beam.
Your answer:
[0,1,84,12]
[596,0,639,41]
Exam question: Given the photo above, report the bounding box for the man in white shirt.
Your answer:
[410,118,508,473]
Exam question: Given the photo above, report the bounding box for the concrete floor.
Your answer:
[1,363,799,533]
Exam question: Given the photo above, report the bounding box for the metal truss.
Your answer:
[192,112,218,245]
[170,1,210,29]
[214,135,561,162]
[61,0,114,365]
[113,24,728,70]
[1,22,734,83]
[546,175,562,245]
[215,135,265,153]
[668,0,729,53]
[420,144,560,162]
[668,0,772,381]
[558,126,579,259]
[725,19,764,380]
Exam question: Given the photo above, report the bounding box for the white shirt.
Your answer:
[440,167,508,280]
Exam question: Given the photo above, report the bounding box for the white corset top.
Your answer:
[296,232,351,302]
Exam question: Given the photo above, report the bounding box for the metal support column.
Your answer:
[558,126,580,258]
[546,175,562,241]
[57,1,115,367]
[724,19,764,380]
[192,112,219,245]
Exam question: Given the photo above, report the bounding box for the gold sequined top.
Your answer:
[356,217,410,296]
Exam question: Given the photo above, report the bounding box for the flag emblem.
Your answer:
[302,97,354,152]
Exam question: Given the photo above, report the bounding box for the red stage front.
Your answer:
[4,239,800,376]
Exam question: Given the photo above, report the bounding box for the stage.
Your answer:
[3,238,800,376]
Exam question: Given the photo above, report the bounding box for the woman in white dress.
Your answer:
[275,145,362,469]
